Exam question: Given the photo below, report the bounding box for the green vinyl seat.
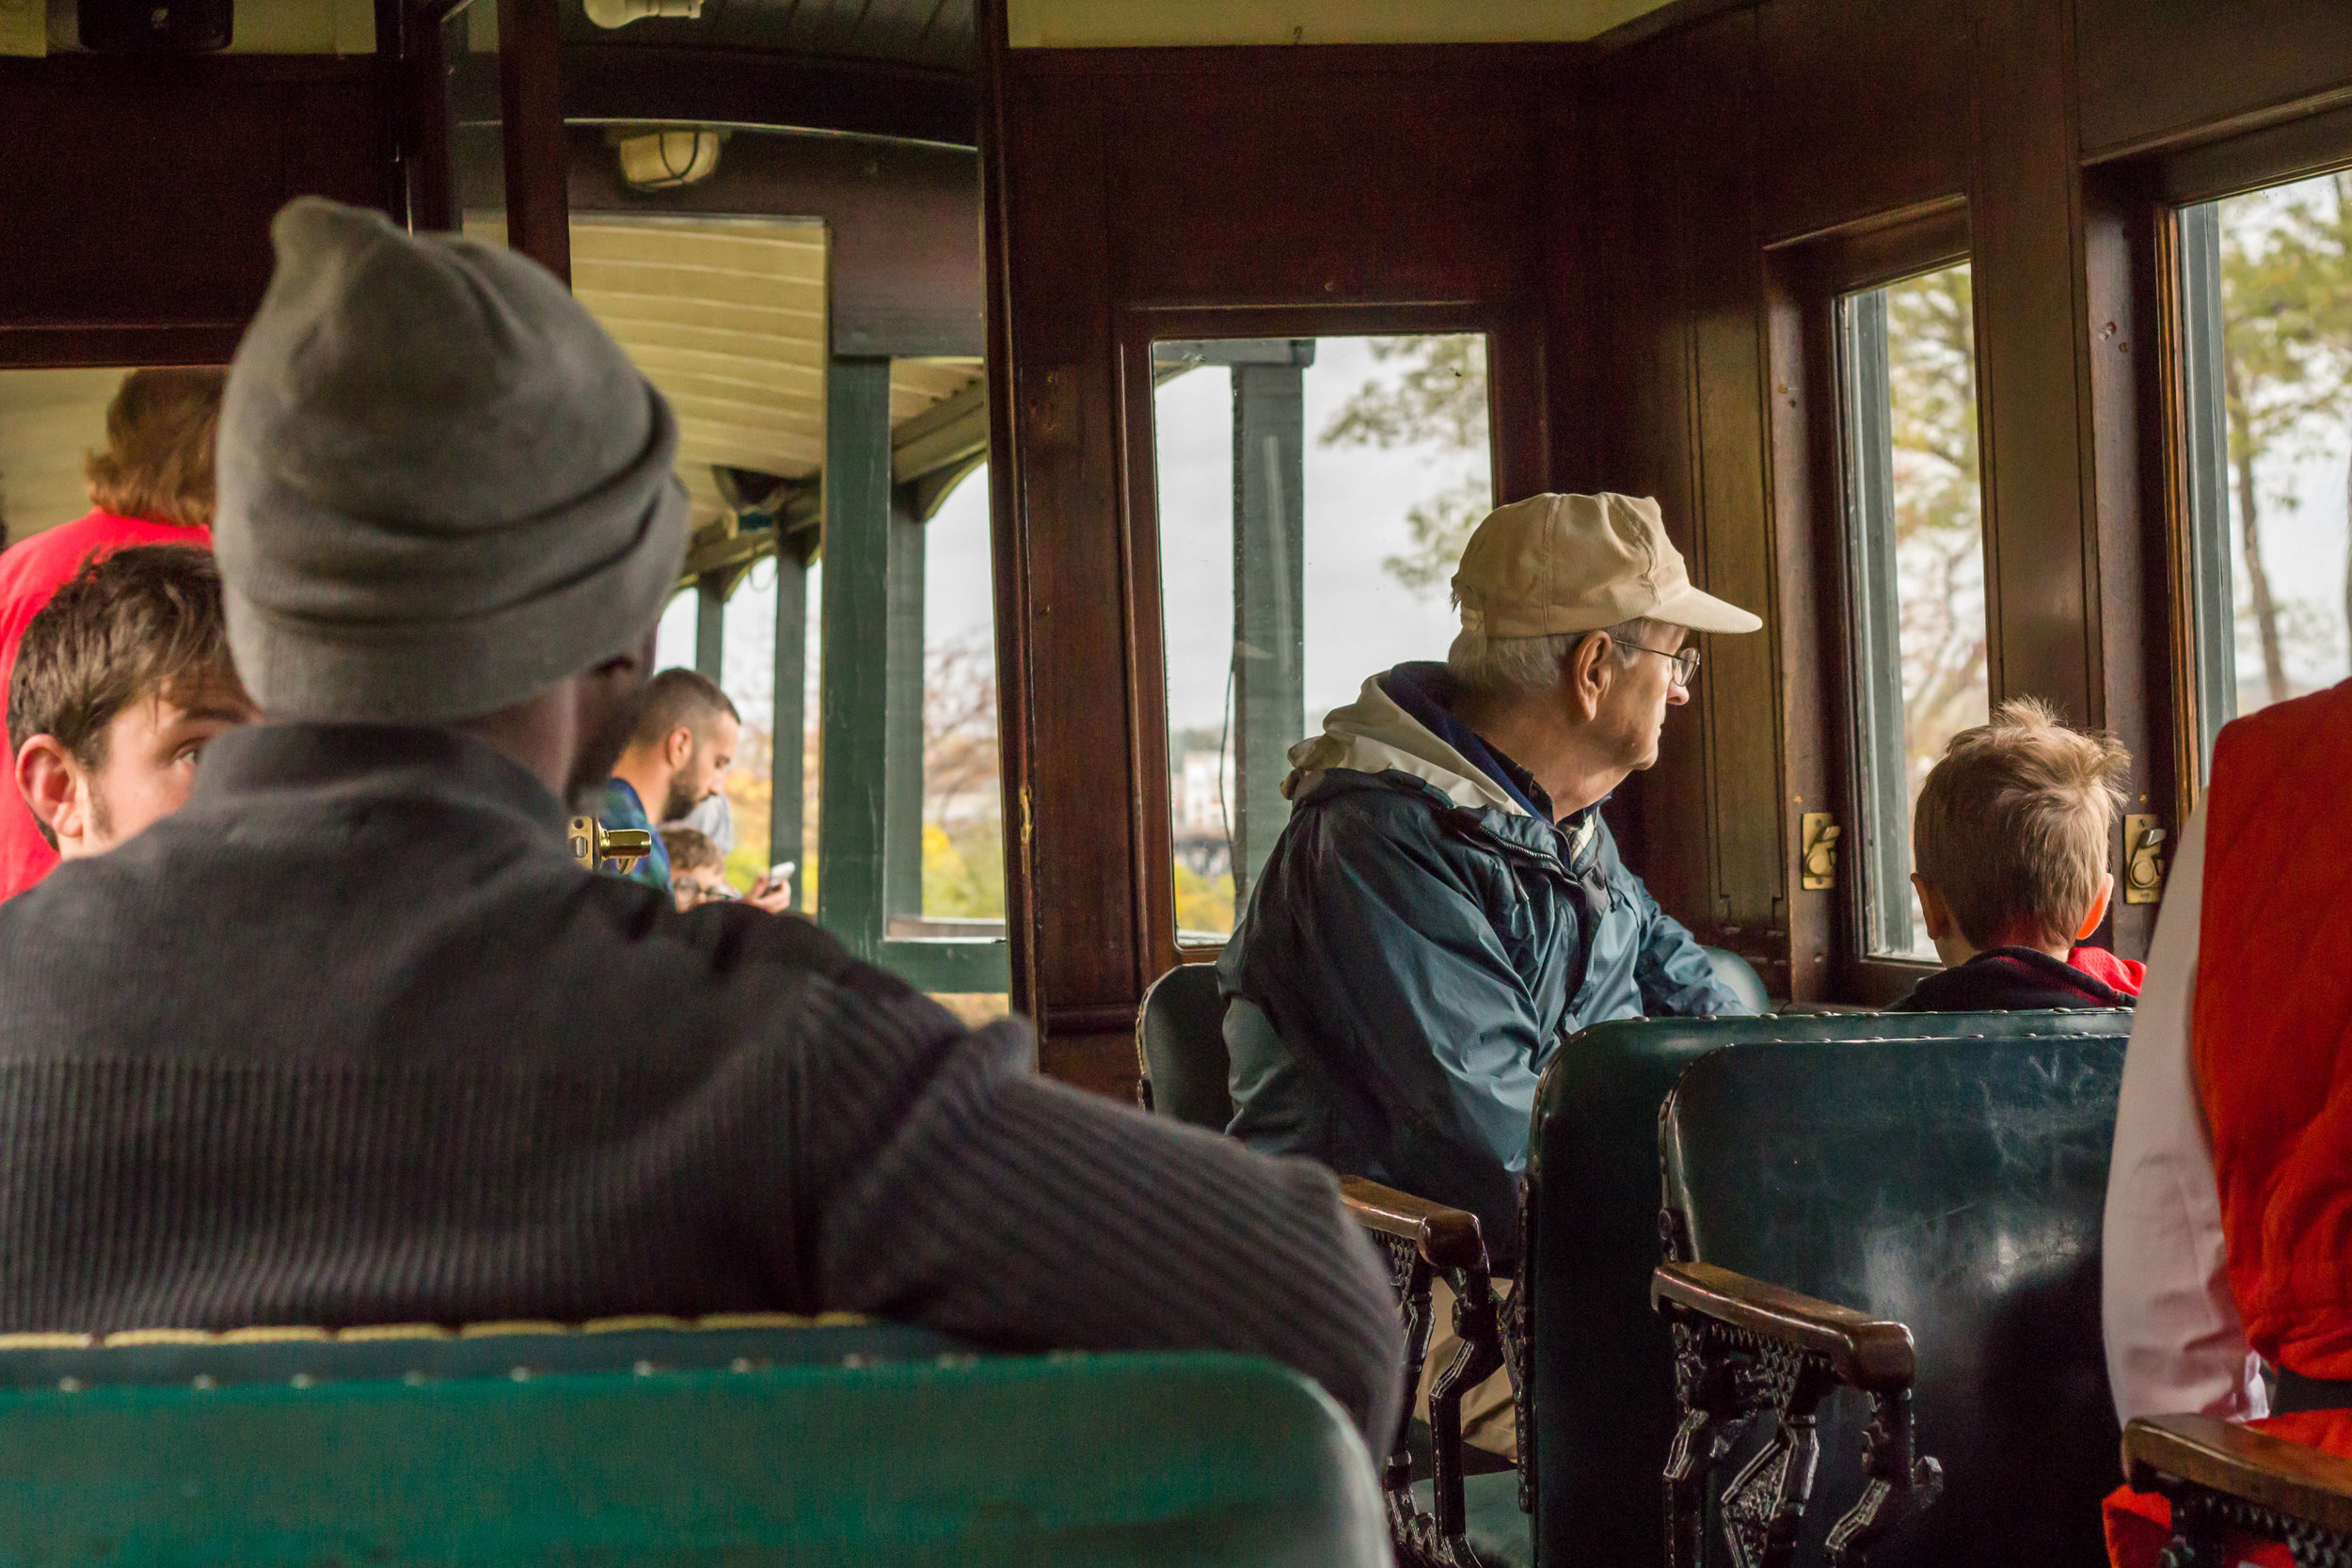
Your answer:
[1655,1024,2131,1566]
[1521,1009,2130,1567]
[0,1318,1387,1568]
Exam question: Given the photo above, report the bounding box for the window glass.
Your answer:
[916,465,1004,927]
[1838,261,1988,961]
[2177,170,2352,767]
[1152,334,1492,943]
[0,368,131,548]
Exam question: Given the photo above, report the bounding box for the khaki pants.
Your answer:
[1418,1275,1518,1462]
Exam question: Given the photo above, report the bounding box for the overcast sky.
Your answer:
[1154,335,1484,738]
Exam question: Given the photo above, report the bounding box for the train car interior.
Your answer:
[4,0,2352,1562]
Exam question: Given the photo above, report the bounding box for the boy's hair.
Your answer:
[628,667,739,751]
[83,368,227,529]
[1912,696,2132,950]
[8,545,239,776]
[660,824,723,875]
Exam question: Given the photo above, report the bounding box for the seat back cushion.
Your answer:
[1138,961,1234,1131]
[1661,1029,2128,1567]
[1700,946,1772,1014]
[1523,1009,2130,1567]
[0,1336,1387,1568]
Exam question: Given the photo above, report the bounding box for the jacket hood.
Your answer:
[1283,663,1529,816]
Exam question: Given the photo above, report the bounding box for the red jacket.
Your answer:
[2106,680,2352,1568]
[2196,677,2352,1384]
[0,511,214,899]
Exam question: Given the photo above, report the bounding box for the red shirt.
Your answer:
[0,511,214,900]
[2066,943,2145,997]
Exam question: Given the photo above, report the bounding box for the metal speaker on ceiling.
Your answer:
[612,127,727,191]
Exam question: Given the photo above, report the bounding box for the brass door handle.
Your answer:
[2123,815,2166,904]
[568,816,654,873]
[1801,814,1842,891]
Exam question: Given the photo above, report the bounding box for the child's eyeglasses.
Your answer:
[1609,640,1701,689]
[671,879,739,908]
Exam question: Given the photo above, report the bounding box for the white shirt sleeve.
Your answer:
[2102,801,2267,1423]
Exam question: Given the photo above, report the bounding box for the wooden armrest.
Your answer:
[1339,1177,1487,1273]
[2124,1414,2352,1535]
[1651,1259,1915,1391]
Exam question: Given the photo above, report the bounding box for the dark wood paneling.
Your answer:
[996,69,1143,1079]
[499,0,572,282]
[1968,0,2098,727]
[1679,9,1786,961]
[2080,163,2172,958]
[0,56,389,329]
[2077,0,2352,159]
[1104,70,1543,309]
[1755,0,1970,244]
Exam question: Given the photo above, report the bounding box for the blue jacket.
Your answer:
[1216,662,1754,1255]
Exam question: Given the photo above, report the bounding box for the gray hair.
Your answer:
[1445,617,1664,698]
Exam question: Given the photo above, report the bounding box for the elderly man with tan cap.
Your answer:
[0,198,1405,1451]
[1219,492,1764,1264]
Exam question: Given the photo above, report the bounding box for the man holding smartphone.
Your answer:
[598,666,790,912]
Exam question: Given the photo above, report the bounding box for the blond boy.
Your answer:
[1891,697,2143,1011]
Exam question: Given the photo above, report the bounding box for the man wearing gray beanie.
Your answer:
[0,198,1402,1450]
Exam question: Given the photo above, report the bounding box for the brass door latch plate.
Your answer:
[1801,813,1842,891]
[569,816,653,874]
[2123,815,2166,905]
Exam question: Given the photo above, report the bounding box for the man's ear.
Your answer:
[15,735,85,850]
[1566,630,1613,721]
[2074,872,2115,943]
[663,724,694,768]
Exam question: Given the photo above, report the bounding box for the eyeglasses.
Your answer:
[671,879,739,909]
[1610,639,1702,689]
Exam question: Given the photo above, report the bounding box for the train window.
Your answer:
[1836,261,1988,961]
[909,465,1004,932]
[0,368,136,549]
[1152,333,1492,944]
[2175,170,2352,769]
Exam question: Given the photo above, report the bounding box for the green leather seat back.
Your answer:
[1523,1010,2130,1567]
[1136,949,1771,1136]
[1138,960,1233,1131]
[1703,946,1772,1015]
[1660,1029,2127,1567]
[0,1331,1387,1568]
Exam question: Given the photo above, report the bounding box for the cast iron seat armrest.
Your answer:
[2124,1413,2352,1557]
[1342,1177,1510,1567]
[1650,1260,1943,1568]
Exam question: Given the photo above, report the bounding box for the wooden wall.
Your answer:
[0,55,392,366]
[1564,0,2352,1001]
[981,41,1577,1095]
[984,0,2352,1071]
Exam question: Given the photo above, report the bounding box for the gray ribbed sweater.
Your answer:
[0,722,1402,1445]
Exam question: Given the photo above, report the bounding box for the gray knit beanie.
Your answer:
[215,198,688,722]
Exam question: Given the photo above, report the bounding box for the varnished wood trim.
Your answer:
[2124,1414,2352,1536]
[1340,1177,1487,1273]
[1653,1259,1915,1391]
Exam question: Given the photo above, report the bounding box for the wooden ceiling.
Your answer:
[0,217,981,549]
[478,214,983,532]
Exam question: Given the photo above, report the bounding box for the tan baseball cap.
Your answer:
[1451,492,1763,638]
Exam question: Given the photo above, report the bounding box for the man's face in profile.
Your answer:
[661,711,739,821]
